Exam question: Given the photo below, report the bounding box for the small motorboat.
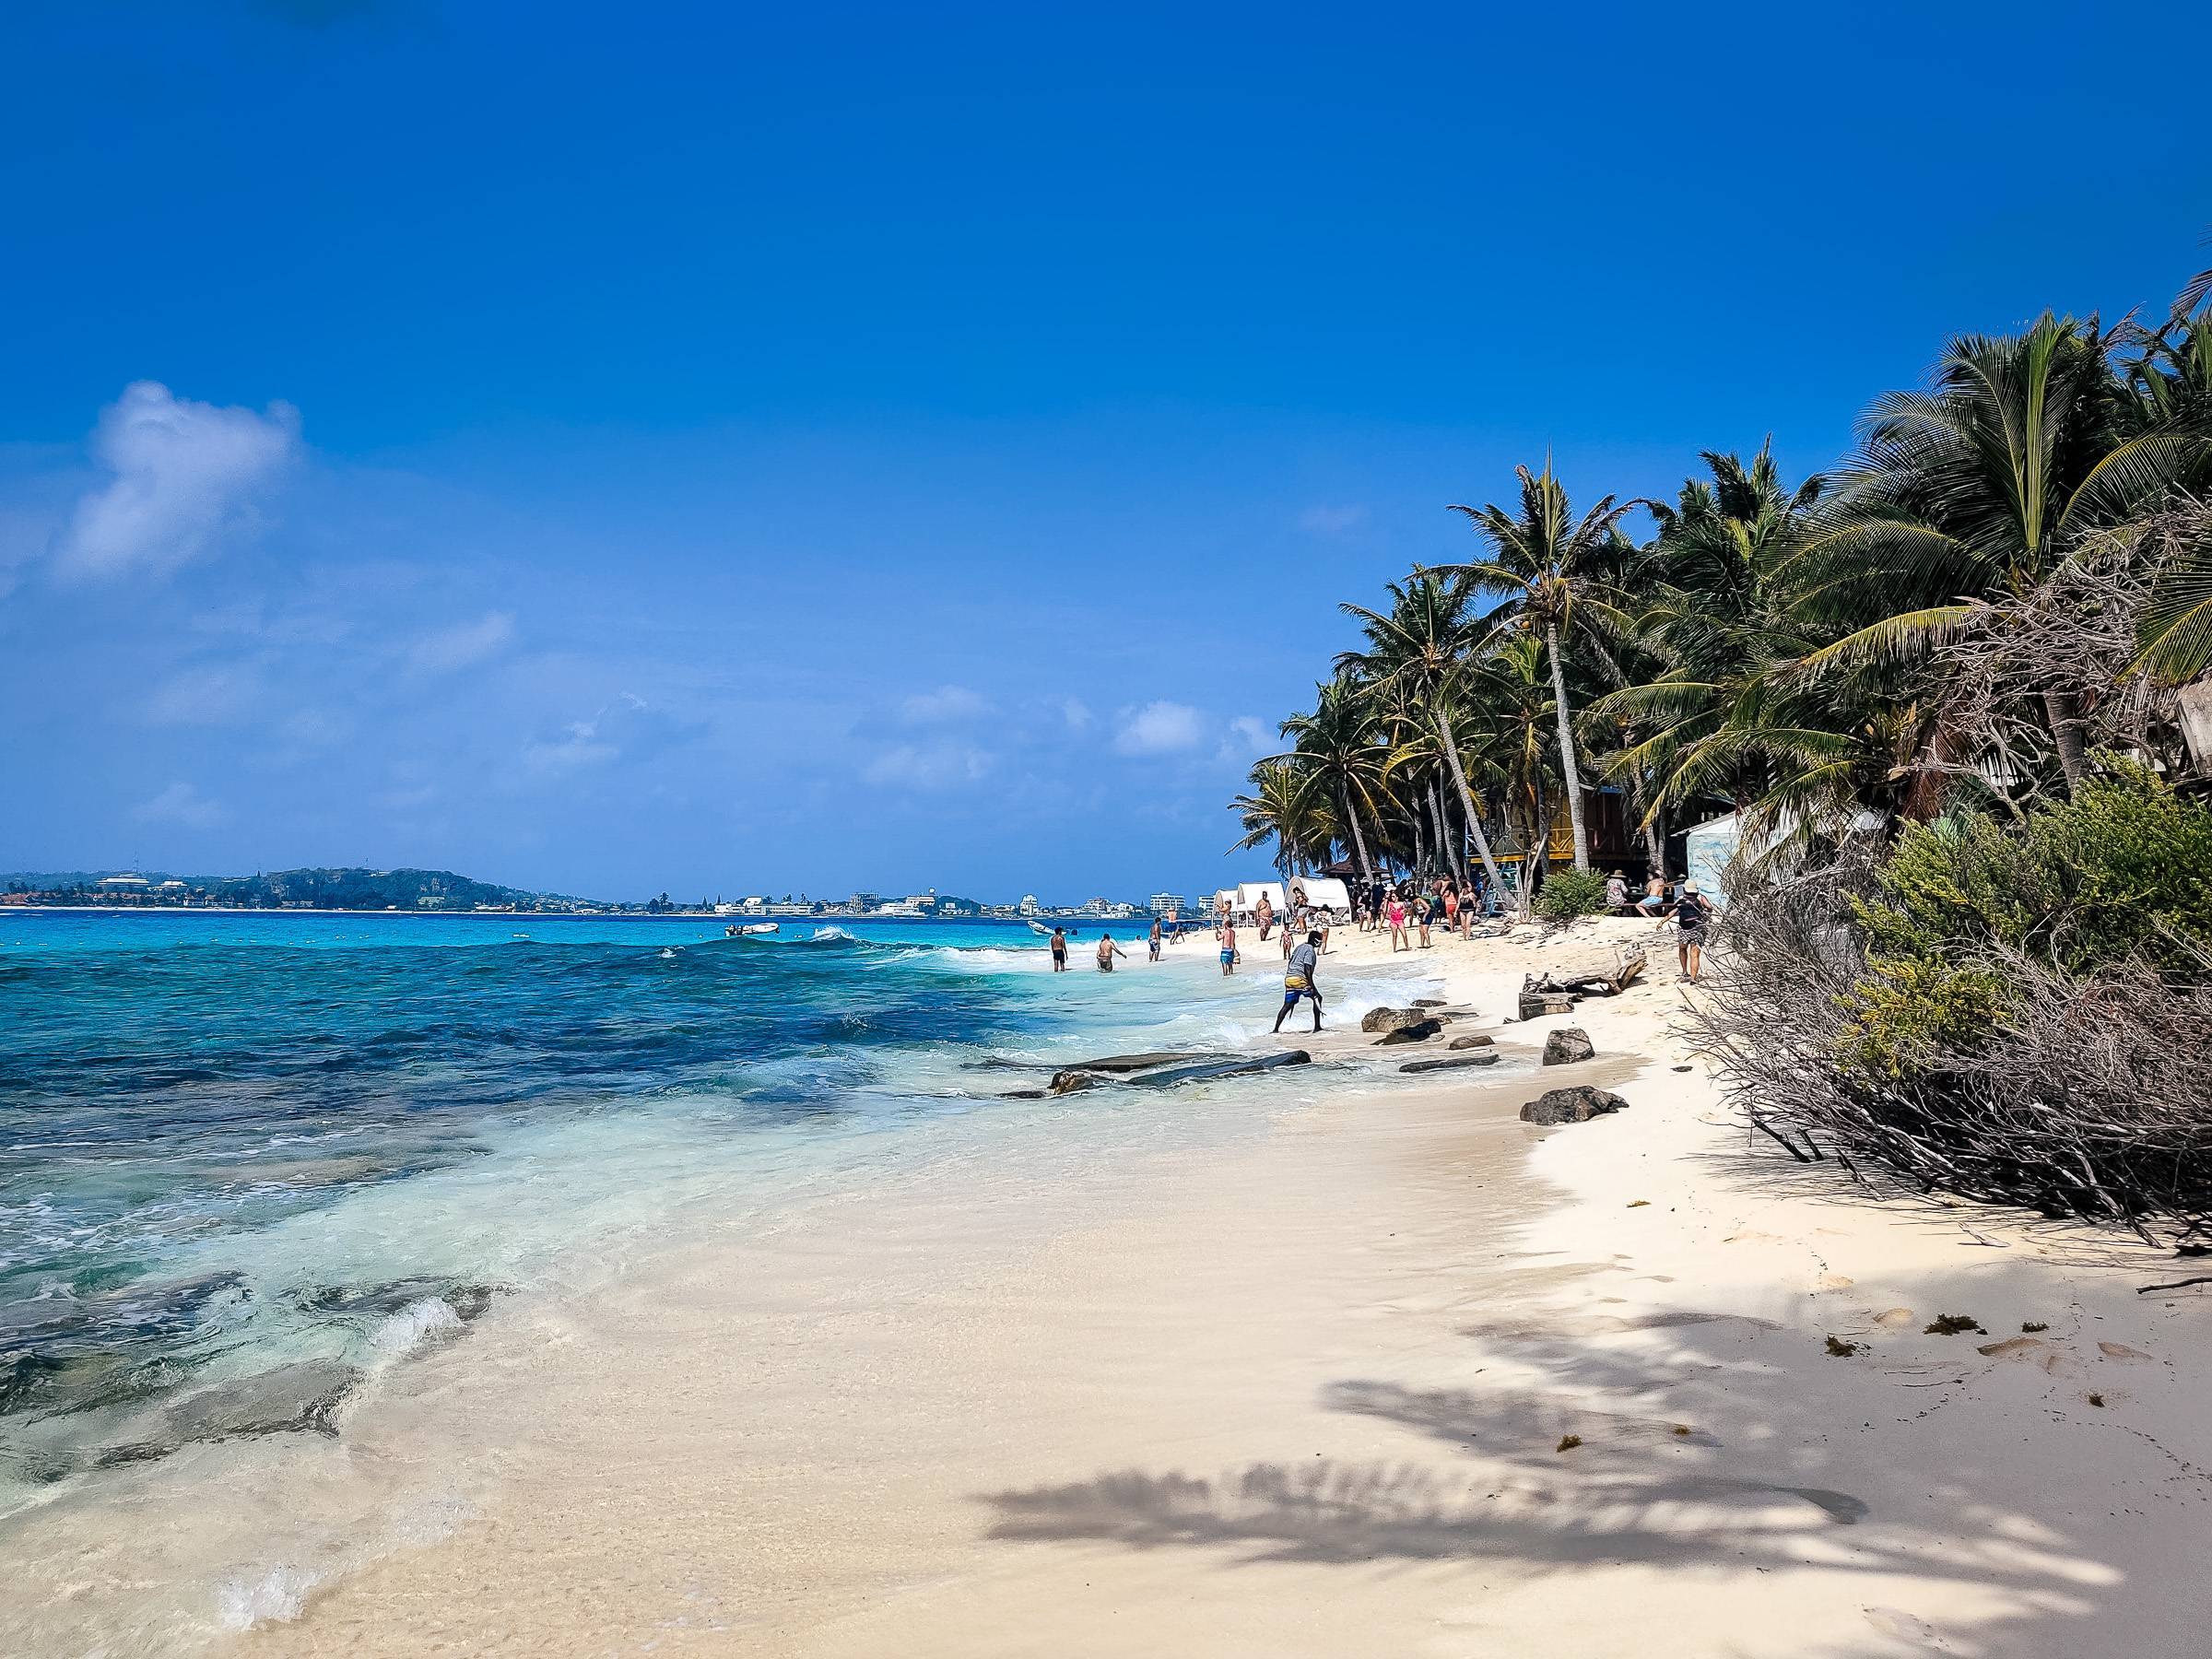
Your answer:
[726,922,779,937]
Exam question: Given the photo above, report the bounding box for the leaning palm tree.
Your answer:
[1335,573,1508,895]
[1445,462,1644,869]
[1790,313,2208,792]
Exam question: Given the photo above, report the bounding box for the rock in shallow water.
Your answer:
[1400,1052,1500,1074]
[1519,1085,1629,1125]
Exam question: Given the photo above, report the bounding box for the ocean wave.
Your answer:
[368,1296,465,1359]
[216,1564,320,1630]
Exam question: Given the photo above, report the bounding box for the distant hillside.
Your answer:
[4,866,597,911]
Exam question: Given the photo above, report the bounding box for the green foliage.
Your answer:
[1863,763,2212,971]
[1838,765,2212,1074]
[1533,866,1612,921]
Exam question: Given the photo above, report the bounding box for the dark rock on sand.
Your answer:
[1542,1028,1595,1065]
[1412,997,1446,1008]
[1520,1085,1630,1125]
[1400,1052,1500,1074]
[1449,1033,1495,1051]
[1374,1018,1443,1046]
[1360,1006,1437,1034]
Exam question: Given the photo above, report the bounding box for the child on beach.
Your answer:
[1272,931,1324,1034]
[1219,921,1239,975]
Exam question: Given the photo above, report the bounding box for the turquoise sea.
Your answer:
[0,911,1433,1520]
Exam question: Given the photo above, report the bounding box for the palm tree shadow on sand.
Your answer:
[976,1281,2153,1657]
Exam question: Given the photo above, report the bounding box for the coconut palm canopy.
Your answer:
[1234,266,2212,896]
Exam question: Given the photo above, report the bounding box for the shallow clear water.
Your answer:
[0,911,1432,1510]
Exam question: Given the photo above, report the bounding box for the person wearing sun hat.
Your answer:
[1660,877,1714,982]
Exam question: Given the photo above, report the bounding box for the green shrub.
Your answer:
[1839,764,2212,1074]
[1861,762,2212,971]
[1534,867,1613,921]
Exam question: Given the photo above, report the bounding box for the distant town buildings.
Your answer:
[6,867,1212,923]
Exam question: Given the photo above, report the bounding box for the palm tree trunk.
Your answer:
[1411,793,1431,878]
[1434,705,1506,895]
[1423,782,1448,880]
[1547,621,1592,871]
[1433,777,1469,889]
[1338,785,1375,884]
[2042,690,2089,795]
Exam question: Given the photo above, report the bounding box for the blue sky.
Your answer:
[2,1,2205,901]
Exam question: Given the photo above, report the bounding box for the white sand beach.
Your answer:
[176,914,2210,1657]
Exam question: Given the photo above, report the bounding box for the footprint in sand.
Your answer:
[1873,1308,1916,1330]
[2097,1342,2155,1363]
[1817,1274,1855,1291]
[1975,1336,2045,1361]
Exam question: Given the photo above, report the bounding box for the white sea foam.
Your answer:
[216,1564,320,1630]
[370,1297,463,1358]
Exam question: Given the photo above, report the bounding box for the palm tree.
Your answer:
[1594,447,1826,826]
[1335,573,1508,895]
[1446,462,1643,869]
[1229,759,1335,878]
[1463,634,1562,917]
[1791,313,2208,793]
[1272,674,1387,884]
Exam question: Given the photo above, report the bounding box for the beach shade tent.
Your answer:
[1288,877,1351,913]
[1229,877,1353,919]
[1213,888,1240,915]
[1232,881,1292,915]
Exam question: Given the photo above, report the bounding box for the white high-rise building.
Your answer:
[1018,894,1040,916]
[1147,892,1182,916]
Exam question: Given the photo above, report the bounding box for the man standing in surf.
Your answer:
[1048,925,1069,971]
[1273,930,1324,1033]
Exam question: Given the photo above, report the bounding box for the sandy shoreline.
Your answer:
[19,917,2210,1655]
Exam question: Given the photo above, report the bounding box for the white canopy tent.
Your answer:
[1226,877,1352,917]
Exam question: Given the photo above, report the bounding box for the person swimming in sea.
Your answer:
[1049,925,1069,971]
[1273,930,1324,1033]
[1095,933,1128,971]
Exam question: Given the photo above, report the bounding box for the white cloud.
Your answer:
[521,692,652,774]
[1224,714,1275,757]
[132,781,228,829]
[406,610,516,677]
[898,684,992,724]
[863,742,994,789]
[1298,503,1368,535]
[523,718,620,773]
[56,382,301,580]
[1112,700,1205,757]
[144,664,262,726]
[1060,698,1093,731]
